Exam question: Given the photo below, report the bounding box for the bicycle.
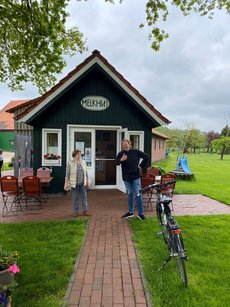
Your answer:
[141,180,188,287]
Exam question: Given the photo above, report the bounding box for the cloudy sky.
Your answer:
[1,0,230,132]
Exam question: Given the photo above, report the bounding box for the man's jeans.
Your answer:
[72,184,88,213]
[124,178,144,215]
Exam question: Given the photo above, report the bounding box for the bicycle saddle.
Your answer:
[160,195,172,205]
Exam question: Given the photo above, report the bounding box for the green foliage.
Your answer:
[0,220,88,306]
[0,246,19,270]
[221,125,230,136]
[141,0,230,51]
[130,215,230,307]
[0,0,86,93]
[211,136,230,159]
[0,0,229,92]
[157,127,207,153]
[1,161,13,171]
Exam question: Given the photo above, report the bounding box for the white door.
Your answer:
[69,127,95,187]
[116,128,128,192]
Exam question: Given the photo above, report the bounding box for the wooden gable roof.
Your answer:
[16,50,170,126]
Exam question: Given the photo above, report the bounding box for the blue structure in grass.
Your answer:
[170,155,194,179]
[176,155,191,174]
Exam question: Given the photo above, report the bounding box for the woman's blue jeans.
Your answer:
[124,178,144,215]
[72,184,88,213]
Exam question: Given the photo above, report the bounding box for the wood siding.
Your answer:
[28,67,154,192]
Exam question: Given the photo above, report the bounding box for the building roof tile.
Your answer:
[0,100,29,130]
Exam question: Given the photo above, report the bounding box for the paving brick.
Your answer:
[68,290,80,305]
[103,273,113,284]
[81,284,92,296]
[91,289,102,304]
[93,278,103,290]
[124,296,136,306]
[102,295,113,306]
[113,289,124,304]
[78,296,91,307]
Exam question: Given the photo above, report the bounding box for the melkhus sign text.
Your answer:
[81,96,110,111]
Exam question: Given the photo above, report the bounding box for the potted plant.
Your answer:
[44,153,61,166]
[0,247,20,285]
[44,153,61,160]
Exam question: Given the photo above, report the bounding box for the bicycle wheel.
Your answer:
[173,234,188,287]
[156,202,169,245]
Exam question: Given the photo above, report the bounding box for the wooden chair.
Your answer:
[141,173,155,210]
[22,176,44,210]
[19,168,34,180]
[0,175,23,215]
[37,167,52,198]
[37,167,52,178]
[160,173,176,210]
[147,167,159,176]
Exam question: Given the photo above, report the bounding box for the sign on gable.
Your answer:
[80,96,110,111]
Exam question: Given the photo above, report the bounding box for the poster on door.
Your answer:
[85,147,92,166]
[76,142,84,154]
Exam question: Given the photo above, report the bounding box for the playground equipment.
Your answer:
[176,156,191,174]
[170,155,194,180]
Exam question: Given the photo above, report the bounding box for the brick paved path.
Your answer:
[66,213,148,306]
[1,183,230,306]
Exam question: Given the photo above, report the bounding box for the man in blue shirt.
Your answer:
[115,139,149,220]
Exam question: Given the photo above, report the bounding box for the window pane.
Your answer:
[74,132,92,166]
[47,133,58,155]
[130,135,140,150]
[96,131,117,159]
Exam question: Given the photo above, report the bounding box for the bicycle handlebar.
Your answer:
[140,180,176,193]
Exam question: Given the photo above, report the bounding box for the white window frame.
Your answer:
[127,131,144,151]
[42,128,62,166]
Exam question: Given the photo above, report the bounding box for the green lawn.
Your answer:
[153,152,230,205]
[1,161,13,171]
[128,152,230,307]
[130,215,230,307]
[0,220,88,307]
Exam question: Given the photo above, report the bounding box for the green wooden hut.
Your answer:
[14,50,170,193]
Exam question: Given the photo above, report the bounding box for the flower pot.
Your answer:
[0,269,14,285]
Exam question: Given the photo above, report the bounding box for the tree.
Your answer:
[139,0,230,51]
[1,0,230,93]
[186,128,207,154]
[221,125,230,137]
[0,0,86,93]
[206,130,220,153]
[211,136,230,160]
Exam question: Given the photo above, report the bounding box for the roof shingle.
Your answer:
[0,100,29,130]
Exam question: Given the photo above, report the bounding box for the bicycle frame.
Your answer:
[141,180,188,287]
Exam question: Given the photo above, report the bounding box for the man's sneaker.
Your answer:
[137,214,145,220]
[122,212,134,219]
[83,211,91,217]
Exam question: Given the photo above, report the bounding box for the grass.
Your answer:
[153,152,230,205]
[1,161,13,171]
[0,219,88,307]
[130,215,230,307]
[128,152,230,306]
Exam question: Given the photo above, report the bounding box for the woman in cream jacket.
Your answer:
[64,149,91,217]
